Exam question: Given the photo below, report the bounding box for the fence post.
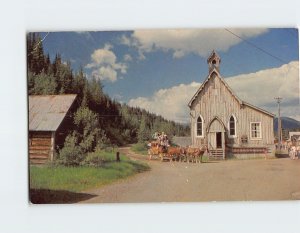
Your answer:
[116,151,120,162]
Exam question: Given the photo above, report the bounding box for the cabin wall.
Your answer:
[29,131,53,164]
[190,73,274,155]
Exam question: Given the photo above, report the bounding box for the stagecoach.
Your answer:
[147,141,207,163]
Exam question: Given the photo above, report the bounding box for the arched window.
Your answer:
[229,115,236,137]
[197,116,203,137]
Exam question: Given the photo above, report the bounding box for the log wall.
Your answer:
[29,131,53,164]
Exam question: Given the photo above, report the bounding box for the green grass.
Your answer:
[30,156,150,193]
[201,155,209,163]
[131,142,149,155]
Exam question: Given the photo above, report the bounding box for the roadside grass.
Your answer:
[131,142,149,155]
[201,155,209,163]
[30,153,150,203]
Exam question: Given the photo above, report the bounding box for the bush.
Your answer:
[82,150,117,167]
[58,133,85,166]
[131,142,148,155]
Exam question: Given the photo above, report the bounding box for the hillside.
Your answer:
[27,33,190,153]
[274,117,300,132]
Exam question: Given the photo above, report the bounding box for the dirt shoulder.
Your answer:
[79,147,300,203]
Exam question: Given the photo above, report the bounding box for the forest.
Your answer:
[27,33,190,162]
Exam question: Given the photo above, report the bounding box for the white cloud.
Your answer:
[122,29,268,59]
[104,43,113,50]
[120,34,132,46]
[128,61,299,123]
[173,50,185,59]
[128,82,199,123]
[226,61,299,107]
[88,49,116,68]
[123,54,132,62]
[75,31,93,40]
[92,66,117,82]
[86,45,127,82]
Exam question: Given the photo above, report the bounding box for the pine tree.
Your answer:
[138,116,151,142]
[31,34,45,74]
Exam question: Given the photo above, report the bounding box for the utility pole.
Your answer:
[274,97,282,148]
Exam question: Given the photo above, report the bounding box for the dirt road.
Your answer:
[79,147,300,203]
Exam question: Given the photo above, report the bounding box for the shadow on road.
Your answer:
[275,154,290,158]
[30,189,97,204]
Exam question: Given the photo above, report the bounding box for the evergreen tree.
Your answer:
[138,116,151,142]
[31,34,45,74]
[27,33,190,149]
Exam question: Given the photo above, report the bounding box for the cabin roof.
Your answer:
[29,94,77,131]
[188,68,275,117]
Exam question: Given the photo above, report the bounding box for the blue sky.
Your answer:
[39,28,299,122]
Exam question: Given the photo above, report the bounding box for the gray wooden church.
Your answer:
[188,51,275,159]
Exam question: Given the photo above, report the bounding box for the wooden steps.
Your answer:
[209,149,224,160]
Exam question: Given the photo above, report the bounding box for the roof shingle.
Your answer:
[29,94,77,131]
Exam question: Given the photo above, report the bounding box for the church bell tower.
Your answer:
[207,50,221,73]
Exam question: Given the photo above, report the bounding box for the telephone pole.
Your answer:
[274,97,282,148]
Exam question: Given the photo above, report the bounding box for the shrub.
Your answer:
[58,133,85,166]
[131,142,148,155]
[82,150,116,167]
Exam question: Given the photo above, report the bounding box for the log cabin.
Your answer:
[28,94,77,164]
[188,51,275,159]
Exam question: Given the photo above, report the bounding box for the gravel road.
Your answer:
[79,147,300,203]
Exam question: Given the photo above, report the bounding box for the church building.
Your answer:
[188,51,275,159]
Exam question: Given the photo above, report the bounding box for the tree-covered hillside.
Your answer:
[27,33,190,154]
[274,117,300,132]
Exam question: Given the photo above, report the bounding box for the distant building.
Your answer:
[29,94,77,164]
[282,128,290,141]
[188,51,275,159]
[289,131,300,142]
[172,136,192,147]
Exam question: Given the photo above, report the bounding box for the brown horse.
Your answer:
[165,146,185,162]
[185,145,207,163]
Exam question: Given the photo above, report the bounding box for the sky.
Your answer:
[39,28,299,123]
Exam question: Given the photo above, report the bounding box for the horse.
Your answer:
[185,145,208,163]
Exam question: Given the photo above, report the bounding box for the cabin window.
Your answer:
[250,122,261,139]
[196,116,203,137]
[229,115,236,137]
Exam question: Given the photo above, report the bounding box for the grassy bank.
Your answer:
[30,153,150,203]
[131,143,149,155]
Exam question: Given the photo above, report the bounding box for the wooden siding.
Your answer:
[28,94,79,165]
[190,72,274,153]
[29,131,53,164]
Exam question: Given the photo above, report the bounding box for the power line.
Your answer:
[224,29,298,70]
[28,32,50,56]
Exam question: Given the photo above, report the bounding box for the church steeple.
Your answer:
[207,50,221,72]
